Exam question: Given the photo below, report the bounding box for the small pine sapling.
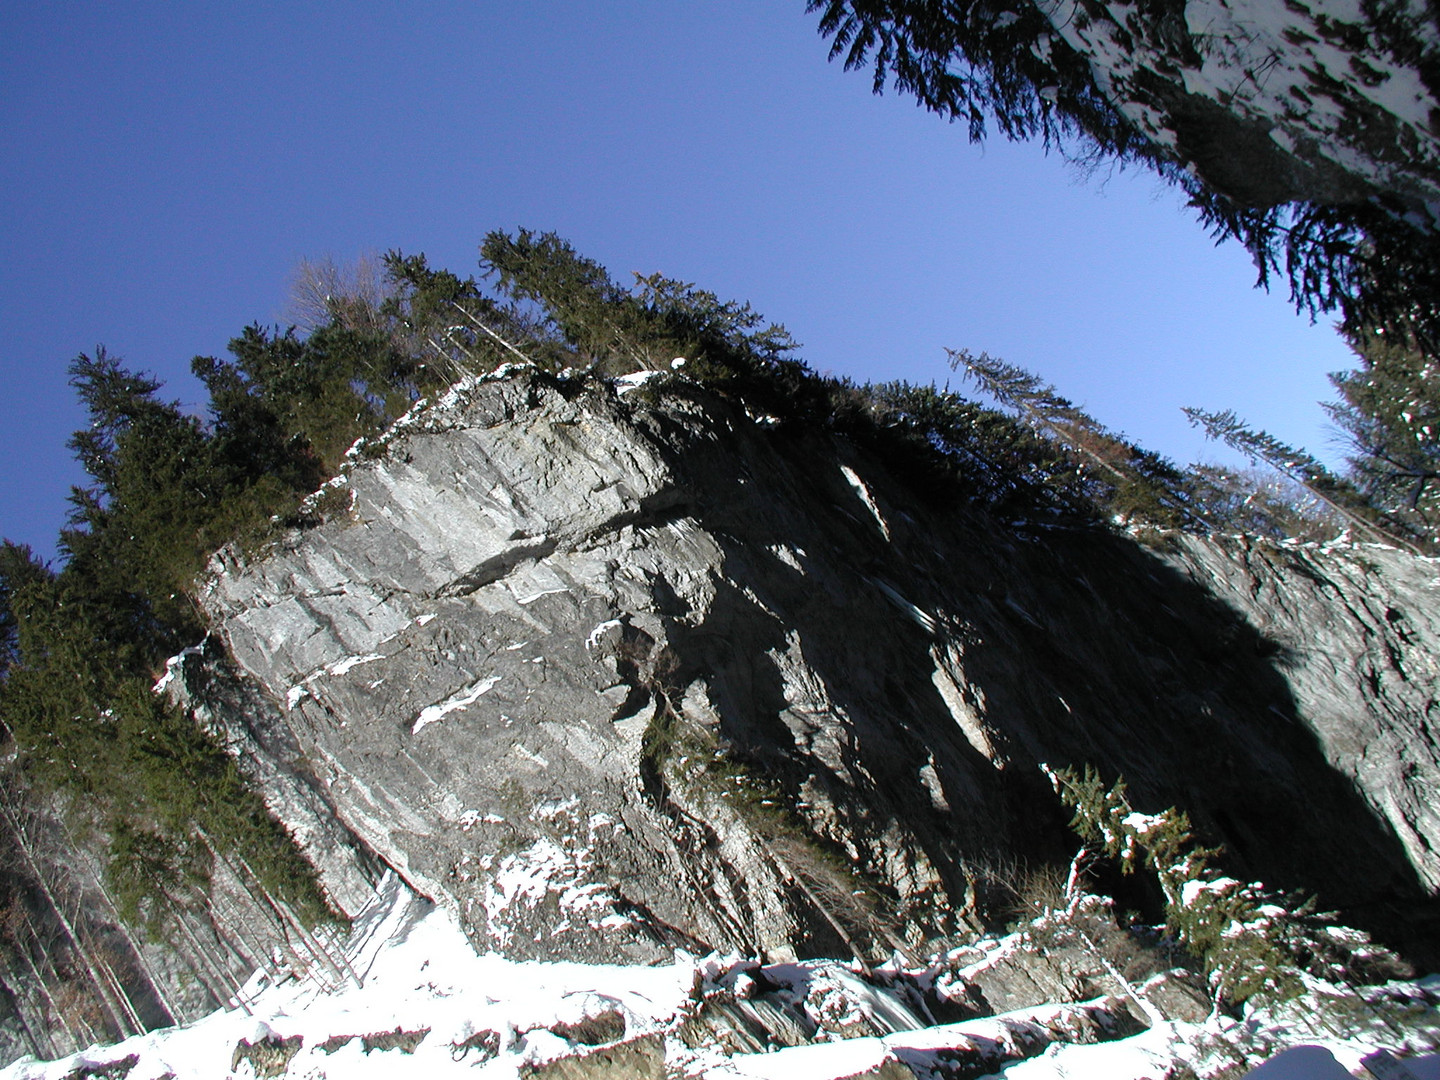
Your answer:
[1042,763,1387,1008]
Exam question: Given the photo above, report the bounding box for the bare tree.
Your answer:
[284,253,393,335]
[0,905,65,1058]
[0,969,48,1060]
[0,793,134,1041]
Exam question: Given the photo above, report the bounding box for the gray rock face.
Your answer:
[194,370,1440,965]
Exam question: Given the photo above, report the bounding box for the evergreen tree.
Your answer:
[0,544,48,682]
[1183,406,1423,551]
[810,0,1137,149]
[1,345,339,953]
[1045,764,1390,1007]
[858,379,1088,513]
[954,349,1205,527]
[194,323,415,474]
[808,1,1440,351]
[1325,321,1439,542]
[378,251,534,377]
[1185,464,1346,542]
[479,230,633,363]
[477,229,802,381]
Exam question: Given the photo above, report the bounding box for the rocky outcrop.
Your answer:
[191,369,1440,965]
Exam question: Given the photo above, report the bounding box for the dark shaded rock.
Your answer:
[60,1056,140,1080]
[518,1032,664,1079]
[191,371,1440,968]
[1140,970,1214,1024]
[230,1036,302,1078]
[451,1029,502,1062]
[552,1009,626,1046]
[359,1027,429,1054]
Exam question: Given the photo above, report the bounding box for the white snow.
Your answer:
[151,645,203,695]
[1181,875,1240,907]
[869,577,939,634]
[326,653,383,677]
[481,832,632,945]
[412,675,502,734]
[767,544,806,571]
[1033,0,1440,199]
[1120,810,1167,836]
[4,873,1436,1080]
[0,877,694,1080]
[993,1018,1204,1079]
[614,369,665,394]
[585,618,623,649]
[508,562,568,605]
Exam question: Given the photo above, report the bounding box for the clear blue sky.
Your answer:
[1,1,1356,564]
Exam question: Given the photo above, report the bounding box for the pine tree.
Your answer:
[1,344,339,970]
[1325,321,1439,543]
[1183,406,1422,551]
[808,1,1440,352]
[1045,763,1362,1007]
[1185,464,1344,541]
[195,323,414,474]
[476,229,802,382]
[378,251,534,378]
[954,349,1204,527]
[479,230,652,372]
[857,379,1087,512]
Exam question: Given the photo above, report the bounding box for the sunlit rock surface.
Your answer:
[190,369,1440,966]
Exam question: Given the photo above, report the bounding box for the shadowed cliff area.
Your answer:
[187,373,1439,976]
[643,385,1439,965]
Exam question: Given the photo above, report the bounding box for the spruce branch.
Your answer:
[1183,407,1421,552]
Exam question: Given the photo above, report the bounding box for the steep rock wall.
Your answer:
[194,371,1440,964]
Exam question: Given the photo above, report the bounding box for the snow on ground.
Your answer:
[0,875,696,1080]
[3,875,1435,1080]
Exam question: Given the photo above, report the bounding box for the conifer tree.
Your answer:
[476,229,801,381]
[0,344,339,979]
[1325,321,1439,541]
[808,1,1440,351]
[954,349,1204,527]
[1182,406,1422,551]
[479,229,652,372]
[1045,763,1388,1007]
[378,251,532,377]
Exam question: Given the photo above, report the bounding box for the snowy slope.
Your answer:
[4,874,1436,1080]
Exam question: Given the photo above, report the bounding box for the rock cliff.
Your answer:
[188,367,1439,968]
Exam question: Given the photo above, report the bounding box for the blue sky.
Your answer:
[1,2,1356,564]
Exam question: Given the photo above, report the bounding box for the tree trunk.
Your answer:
[52,815,181,1027]
[64,898,143,1034]
[164,892,250,1016]
[0,795,132,1041]
[0,968,49,1060]
[11,906,82,1056]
